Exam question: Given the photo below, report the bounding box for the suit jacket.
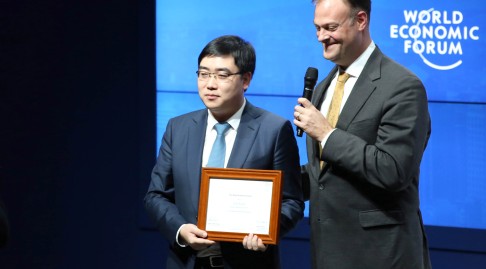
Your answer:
[145,101,304,269]
[303,47,432,269]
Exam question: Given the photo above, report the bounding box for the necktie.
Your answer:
[206,122,231,168]
[321,72,350,169]
[327,72,350,128]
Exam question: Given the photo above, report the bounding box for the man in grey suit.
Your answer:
[294,0,432,268]
[145,35,304,269]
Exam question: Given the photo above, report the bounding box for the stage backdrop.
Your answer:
[155,0,485,230]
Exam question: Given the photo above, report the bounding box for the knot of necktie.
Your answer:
[214,122,231,137]
[337,72,350,83]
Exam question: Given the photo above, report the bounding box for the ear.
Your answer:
[356,10,368,31]
[242,72,252,91]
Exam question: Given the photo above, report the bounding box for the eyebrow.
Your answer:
[198,66,234,73]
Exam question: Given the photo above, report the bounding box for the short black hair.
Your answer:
[198,35,256,76]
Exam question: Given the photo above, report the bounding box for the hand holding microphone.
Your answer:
[296,67,318,137]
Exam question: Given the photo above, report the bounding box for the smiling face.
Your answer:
[197,55,251,122]
[314,0,369,68]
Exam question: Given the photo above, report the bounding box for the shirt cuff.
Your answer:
[175,224,187,247]
[320,129,337,156]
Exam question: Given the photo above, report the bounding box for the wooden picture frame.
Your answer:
[197,167,282,245]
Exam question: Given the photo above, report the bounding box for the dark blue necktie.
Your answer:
[206,122,231,168]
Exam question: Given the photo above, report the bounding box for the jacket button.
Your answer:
[319,184,324,190]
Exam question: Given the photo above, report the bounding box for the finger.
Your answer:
[185,224,207,239]
[191,238,216,251]
[251,234,259,251]
[194,229,208,238]
[245,233,255,250]
[242,235,249,249]
[293,117,303,129]
[185,231,214,244]
[294,104,304,114]
[294,111,301,121]
[257,238,267,251]
[193,237,215,245]
[297,97,313,108]
[248,233,255,250]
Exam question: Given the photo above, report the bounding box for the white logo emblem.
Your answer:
[390,8,480,70]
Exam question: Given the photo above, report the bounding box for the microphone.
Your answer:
[296,67,318,137]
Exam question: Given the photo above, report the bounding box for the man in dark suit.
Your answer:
[294,0,432,268]
[145,35,304,269]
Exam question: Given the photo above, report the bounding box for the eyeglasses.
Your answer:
[196,70,243,82]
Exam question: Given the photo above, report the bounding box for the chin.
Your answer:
[324,54,338,63]
[203,98,219,106]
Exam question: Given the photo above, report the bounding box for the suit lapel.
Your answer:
[310,67,337,163]
[313,66,338,110]
[337,48,382,131]
[227,102,260,168]
[187,111,208,211]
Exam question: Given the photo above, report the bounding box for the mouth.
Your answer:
[324,42,335,49]
[205,94,220,100]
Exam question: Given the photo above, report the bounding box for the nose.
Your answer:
[317,29,330,43]
[206,74,218,89]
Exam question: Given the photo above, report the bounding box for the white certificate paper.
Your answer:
[205,178,273,234]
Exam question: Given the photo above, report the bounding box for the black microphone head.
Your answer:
[304,67,318,89]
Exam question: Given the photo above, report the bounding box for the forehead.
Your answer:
[199,55,236,70]
[314,0,351,24]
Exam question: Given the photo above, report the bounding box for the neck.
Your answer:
[211,98,245,122]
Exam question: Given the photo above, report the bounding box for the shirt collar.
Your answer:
[341,41,376,78]
[207,98,246,131]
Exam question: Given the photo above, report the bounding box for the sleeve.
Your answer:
[273,120,305,236]
[144,119,187,245]
[324,74,431,191]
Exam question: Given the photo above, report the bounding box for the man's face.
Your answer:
[197,55,250,120]
[314,0,361,67]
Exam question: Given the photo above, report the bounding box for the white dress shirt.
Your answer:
[202,99,245,168]
[320,41,376,149]
[176,99,246,257]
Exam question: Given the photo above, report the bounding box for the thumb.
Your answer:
[191,226,208,238]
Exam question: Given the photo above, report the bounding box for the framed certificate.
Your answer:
[197,168,282,245]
